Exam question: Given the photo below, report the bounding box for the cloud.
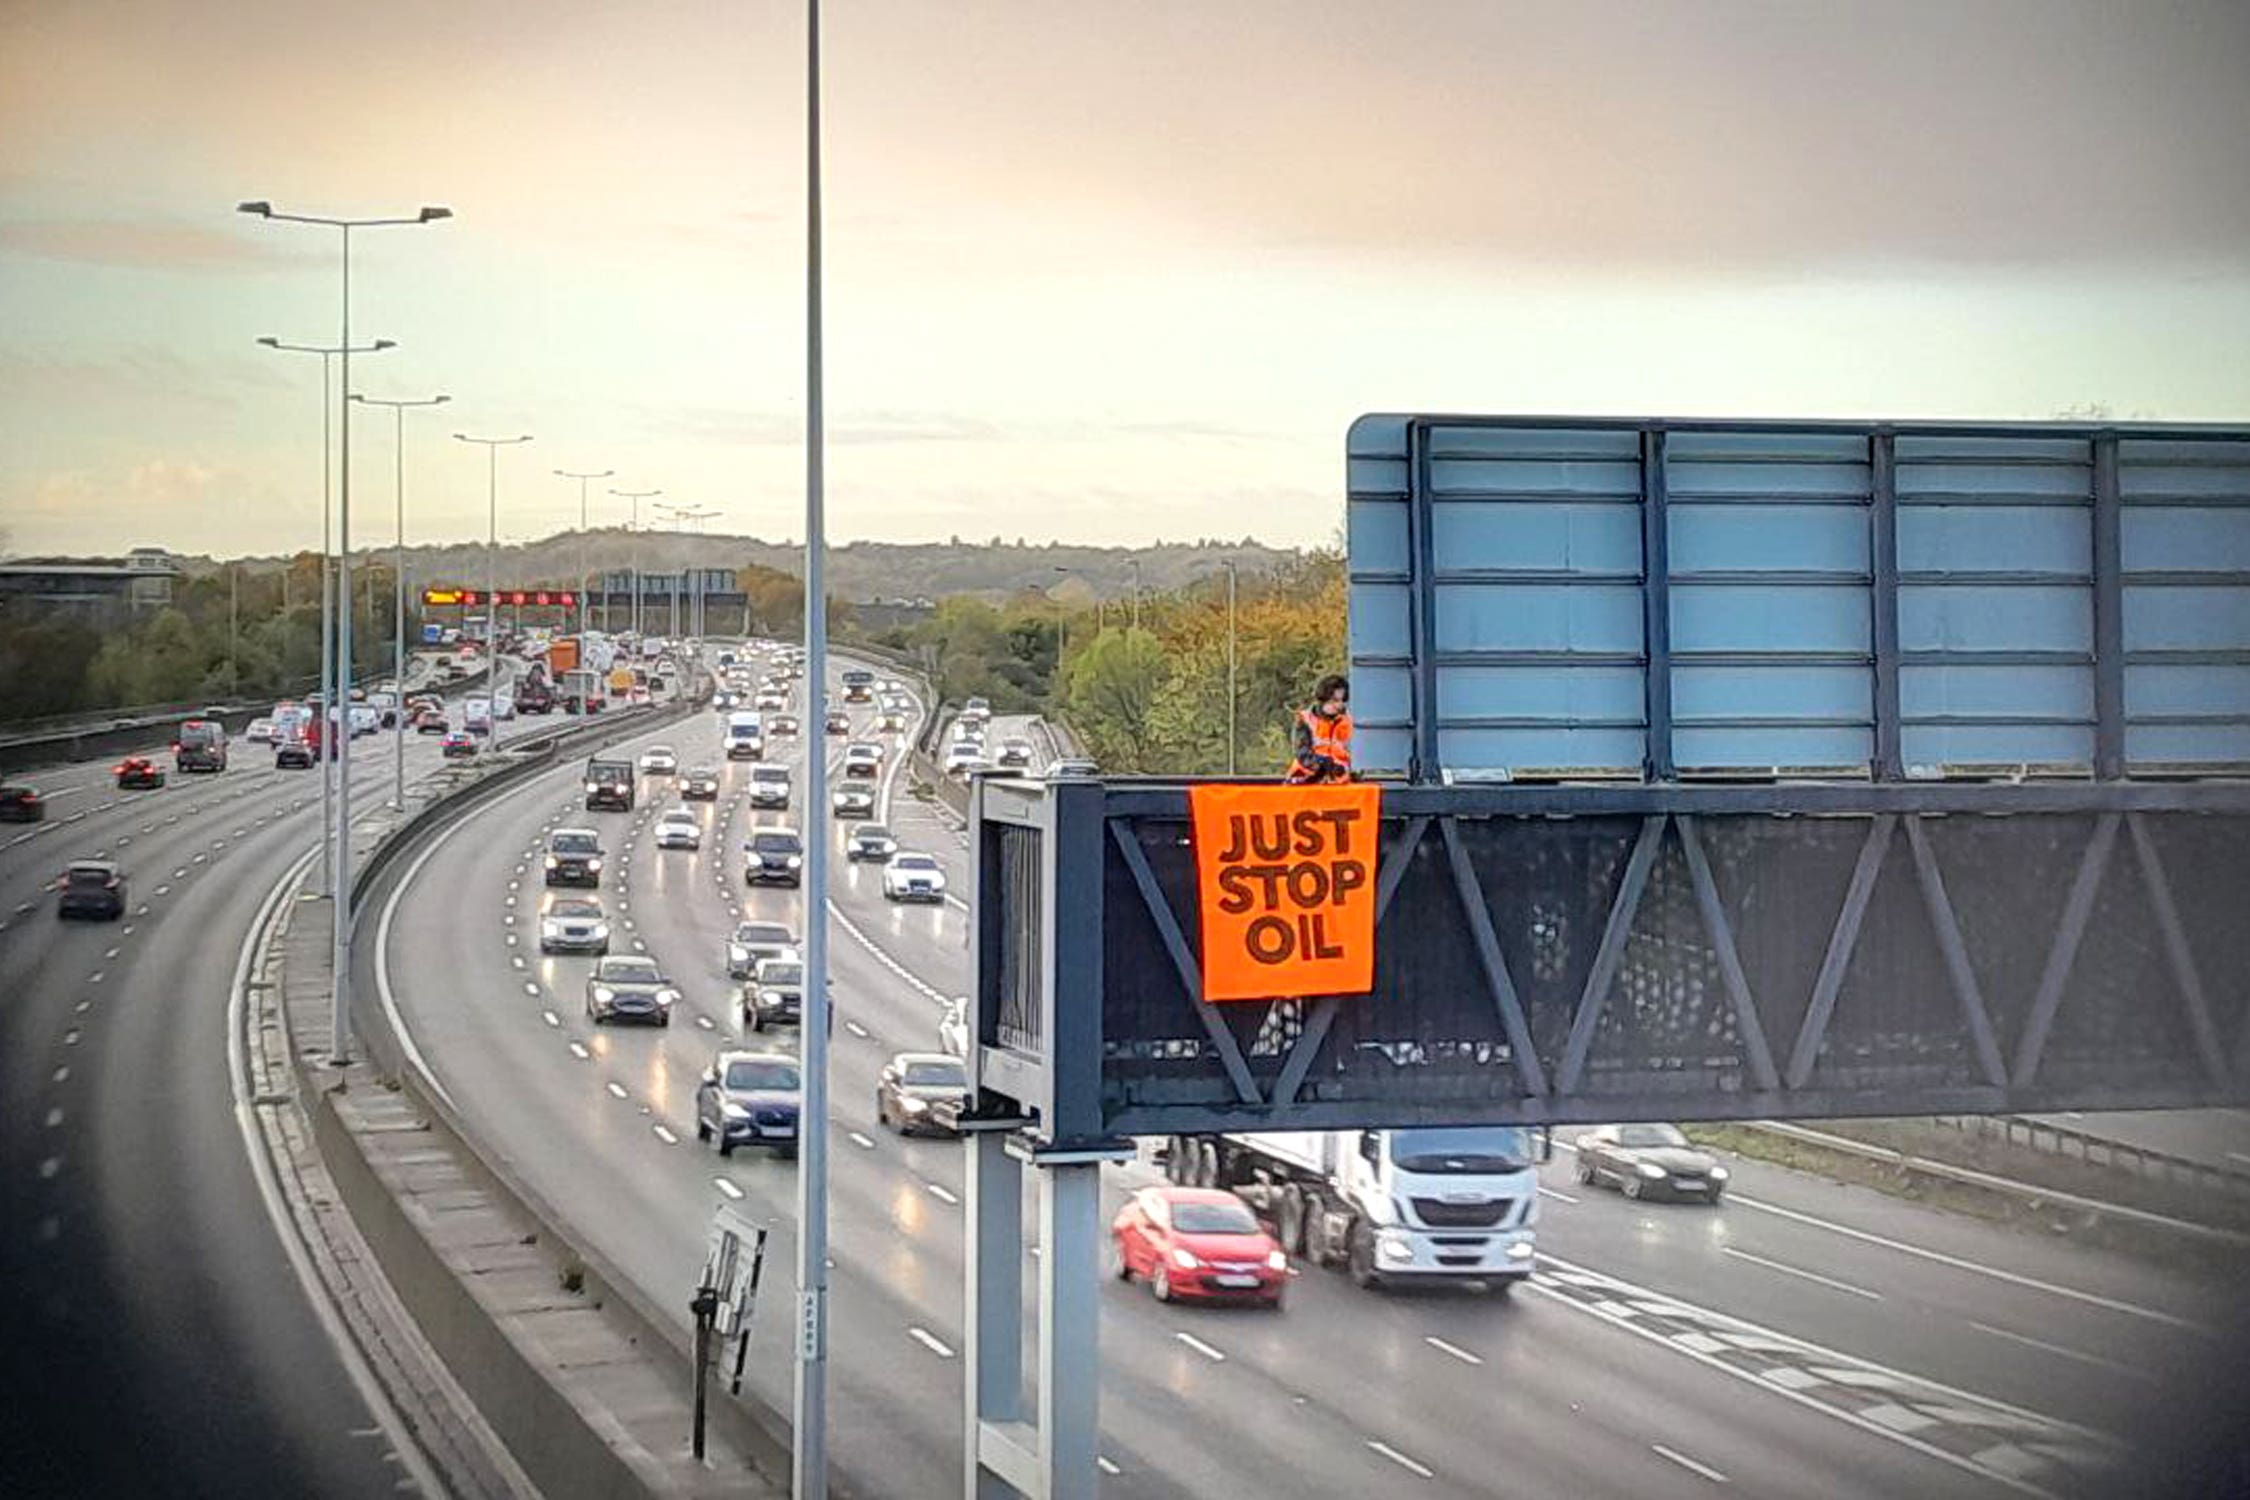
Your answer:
[0,218,313,272]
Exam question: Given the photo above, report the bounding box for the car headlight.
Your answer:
[929,876,947,891]
[1376,1229,1414,1263]
[760,989,783,1004]
[1709,1165,1729,1181]
[721,1102,750,1121]
[584,781,599,793]
[1266,1250,1289,1271]
[544,854,560,868]
[589,923,609,939]
[785,855,801,868]
[593,986,615,1002]
[657,989,679,1007]
[1170,1247,1200,1270]
[1506,1239,1536,1260]
[586,857,603,871]
[728,946,747,963]
[901,1095,929,1113]
[1637,1161,1667,1178]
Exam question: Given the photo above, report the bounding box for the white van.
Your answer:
[725,711,765,761]
[464,697,494,736]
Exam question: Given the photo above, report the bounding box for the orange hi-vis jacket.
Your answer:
[1286,707,1353,783]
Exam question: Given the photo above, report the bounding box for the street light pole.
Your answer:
[353,393,450,811]
[611,488,662,637]
[1129,558,1143,632]
[456,434,534,748]
[1220,561,1238,775]
[556,469,613,640]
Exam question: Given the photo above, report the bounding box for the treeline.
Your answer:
[854,551,1345,774]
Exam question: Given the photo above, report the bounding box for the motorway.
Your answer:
[369,647,2250,1500]
[0,690,501,1495]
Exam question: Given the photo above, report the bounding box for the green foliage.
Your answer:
[1063,627,1168,770]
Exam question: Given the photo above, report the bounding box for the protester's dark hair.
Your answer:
[1314,673,1349,705]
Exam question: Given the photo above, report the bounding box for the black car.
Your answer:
[744,956,804,1032]
[769,713,800,737]
[694,1050,801,1159]
[56,860,127,921]
[831,779,876,819]
[846,823,897,862]
[1574,1123,1729,1203]
[115,757,166,790]
[584,955,679,1026]
[0,785,46,822]
[174,720,228,773]
[584,757,635,811]
[744,827,805,887]
[824,712,850,736]
[544,828,605,887]
[681,767,722,801]
[876,1052,969,1137]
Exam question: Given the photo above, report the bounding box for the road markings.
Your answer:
[848,1131,875,1149]
[51,1066,69,1084]
[103,947,119,959]
[696,1015,715,1030]
[1539,1186,1580,1204]
[1970,1321,2154,1381]
[1174,1331,1226,1362]
[523,982,540,996]
[714,1177,744,1201]
[907,1326,956,1359]
[606,1082,629,1100]
[1651,1443,1728,1484]
[1721,1246,1882,1301]
[542,1011,560,1027]
[1423,1335,1483,1366]
[38,1157,62,1180]
[1366,1441,1432,1479]
[84,973,102,986]
[512,956,526,969]
[63,1028,82,1045]
[1727,1192,2199,1329]
[2227,1151,2250,1169]
[568,1042,591,1060]
[925,1182,959,1205]
[44,1107,64,1128]
[155,885,170,896]
[654,1125,678,1145]
[844,1020,869,1039]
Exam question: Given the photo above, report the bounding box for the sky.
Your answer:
[2,0,2247,560]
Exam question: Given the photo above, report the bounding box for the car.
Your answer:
[275,739,316,770]
[539,896,611,955]
[115,757,166,790]
[754,690,786,712]
[441,731,478,759]
[961,696,991,723]
[712,691,740,712]
[681,767,722,801]
[846,823,897,863]
[463,697,493,736]
[694,1050,801,1159]
[0,785,46,822]
[1573,1123,1729,1203]
[544,828,605,885]
[245,717,279,745]
[831,779,876,819]
[744,956,805,1032]
[726,920,796,979]
[55,859,128,921]
[769,712,800,737]
[638,745,679,776]
[748,765,792,810]
[937,996,969,1058]
[841,742,881,778]
[882,852,947,903]
[492,691,517,721]
[414,709,449,734]
[584,955,680,1026]
[744,827,805,887]
[655,808,703,850]
[584,757,636,811]
[995,738,1034,769]
[943,746,988,778]
[875,712,907,734]
[876,1052,970,1136]
[348,706,380,737]
[1048,758,1100,779]
[1111,1187,1288,1307]
[824,711,850,736]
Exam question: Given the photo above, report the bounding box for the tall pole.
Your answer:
[557,469,612,640]
[355,393,449,811]
[228,564,239,698]
[1224,561,1238,776]
[796,0,831,1491]
[457,434,535,747]
[612,488,662,638]
[1130,558,1142,632]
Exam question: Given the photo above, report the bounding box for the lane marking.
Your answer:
[925,1182,958,1205]
[848,1131,875,1149]
[1423,1335,1483,1366]
[714,1177,745,1201]
[568,1042,591,1060]
[844,1020,869,1039]
[1720,1245,1882,1301]
[51,1066,69,1083]
[1174,1331,1225,1362]
[523,982,540,996]
[1728,1192,2200,1330]
[44,1107,64,1128]
[654,1125,679,1145]
[1651,1444,1729,1484]
[1539,1186,1580,1205]
[542,1011,561,1028]
[1970,1321,2154,1381]
[907,1326,955,1359]
[1366,1441,1432,1479]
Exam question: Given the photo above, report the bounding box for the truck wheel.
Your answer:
[1347,1222,1384,1290]
[1199,1140,1222,1189]
[1623,1176,1644,1200]
[1163,1138,1186,1184]
[1277,1186,1307,1256]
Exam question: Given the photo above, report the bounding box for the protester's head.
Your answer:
[1313,673,1348,717]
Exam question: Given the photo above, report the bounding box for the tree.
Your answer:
[1064,627,1167,771]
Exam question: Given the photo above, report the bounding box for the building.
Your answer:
[0,547,181,621]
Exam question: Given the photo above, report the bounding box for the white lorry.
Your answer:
[724,710,765,761]
[1163,1126,1546,1293]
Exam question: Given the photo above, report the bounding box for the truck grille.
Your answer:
[1411,1197,1510,1229]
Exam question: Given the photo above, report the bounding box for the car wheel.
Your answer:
[1152,1264,1173,1303]
[718,1138,735,1158]
[695,1115,711,1141]
[1484,1279,1516,1299]
[1111,1239,1133,1282]
[1163,1138,1186,1184]
[1574,1157,1594,1186]
[1707,1188,1725,1208]
[747,1008,762,1033]
[1623,1175,1644,1200]
[775,1144,797,1162]
[596,944,608,957]
[659,1013,671,1028]
[1277,1186,1308,1257]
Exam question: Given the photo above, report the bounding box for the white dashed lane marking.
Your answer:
[1367,1441,1433,1480]
[654,1125,679,1145]
[714,1178,745,1201]
[908,1327,955,1359]
[1651,1444,1728,1484]
[1424,1336,1483,1366]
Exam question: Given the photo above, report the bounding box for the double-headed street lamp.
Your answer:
[610,488,662,635]
[257,334,395,899]
[455,433,534,746]
[555,468,614,637]
[242,198,450,1069]
[352,392,450,810]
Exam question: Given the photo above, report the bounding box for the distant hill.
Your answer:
[177,530,1304,602]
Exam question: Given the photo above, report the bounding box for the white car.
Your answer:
[655,808,702,850]
[246,717,279,745]
[463,697,494,736]
[938,996,969,1058]
[539,897,611,956]
[749,765,792,809]
[882,852,947,903]
[638,745,679,775]
[726,921,796,980]
[754,690,786,712]
[944,744,988,777]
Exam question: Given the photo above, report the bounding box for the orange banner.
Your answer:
[1188,782,1380,1003]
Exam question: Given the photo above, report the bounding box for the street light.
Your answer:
[1052,565,1104,630]
[1129,557,1143,632]
[555,468,614,637]
[456,433,534,746]
[658,503,720,638]
[353,392,450,810]
[1200,560,1240,776]
[610,488,662,636]
[242,196,450,1069]
[257,334,396,901]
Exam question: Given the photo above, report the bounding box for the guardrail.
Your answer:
[1931,1114,2250,1201]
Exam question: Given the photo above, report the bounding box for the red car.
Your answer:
[1111,1187,1288,1308]
[115,757,166,790]
[440,731,478,759]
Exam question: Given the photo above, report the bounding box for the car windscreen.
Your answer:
[551,833,599,854]
[1388,1127,1535,1174]
[754,768,790,782]
[1615,1124,1690,1150]
[735,923,790,945]
[724,1060,800,1092]
[180,723,223,745]
[893,855,937,872]
[759,963,804,986]
[599,959,661,983]
[1171,1200,1261,1235]
[751,833,801,853]
[855,825,891,841]
[67,867,114,886]
[587,761,630,778]
[548,901,602,920]
[902,1059,965,1088]
[838,780,874,796]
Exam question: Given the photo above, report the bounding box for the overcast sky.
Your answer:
[2,0,2247,559]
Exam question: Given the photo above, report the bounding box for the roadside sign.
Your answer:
[421,623,444,645]
[1187,783,1380,1002]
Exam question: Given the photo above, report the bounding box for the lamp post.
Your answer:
[1129,558,1143,632]
[555,469,613,638]
[257,334,396,901]
[456,434,534,746]
[353,392,450,810]
[241,198,449,1069]
[658,504,720,639]
[611,488,662,637]
[1201,560,1240,775]
[1052,565,1104,631]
